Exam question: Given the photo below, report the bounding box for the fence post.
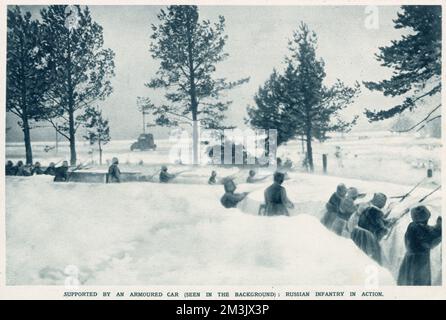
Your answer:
[427,169,433,178]
[322,154,328,174]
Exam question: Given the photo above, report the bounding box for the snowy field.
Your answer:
[5,131,442,285]
[6,175,395,286]
[6,130,441,186]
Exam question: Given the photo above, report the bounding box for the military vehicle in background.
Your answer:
[130,133,157,151]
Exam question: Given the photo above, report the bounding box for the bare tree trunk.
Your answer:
[306,129,314,172]
[98,139,102,165]
[68,34,76,166]
[68,106,76,166]
[22,115,33,165]
[186,17,199,165]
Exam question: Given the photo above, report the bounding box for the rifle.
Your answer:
[418,185,441,203]
[384,185,441,240]
[390,178,426,202]
[173,169,192,177]
[66,163,89,182]
[224,168,246,181]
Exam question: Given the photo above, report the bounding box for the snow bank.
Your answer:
[242,173,442,284]
[6,176,393,286]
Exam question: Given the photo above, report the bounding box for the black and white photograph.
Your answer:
[0,0,444,299]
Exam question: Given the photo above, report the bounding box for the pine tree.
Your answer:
[40,5,115,165]
[364,6,441,123]
[247,23,359,171]
[80,106,110,165]
[6,6,52,164]
[147,5,249,164]
[246,69,297,146]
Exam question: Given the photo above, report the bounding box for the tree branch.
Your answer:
[416,115,441,132]
[392,104,441,133]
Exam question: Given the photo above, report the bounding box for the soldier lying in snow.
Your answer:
[208,170,217,185]
[32,162,44,175]
[44,162,56,176]
[159,165,176,183]
[246,170,269,183]
[5,160,16,176]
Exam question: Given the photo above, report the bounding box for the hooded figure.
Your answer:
[5,160,16,176]
[44,162,57,176]
[220,179,248,208]
[351,192,390,265]
[159,165,175,183]
[208,170,217,185]
[397,206,442,286]
[321,183,347,228]
[32,162,44,175]
[107,157,121,183]
[54,161,69,182]
[264,172,293,216]
[346,189,371,234]
[346,187,359,201]
[246,169,269,183]
[15,161,31,176]
[331,197,357,236]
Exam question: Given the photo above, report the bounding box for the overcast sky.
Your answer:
[7,5,408,142]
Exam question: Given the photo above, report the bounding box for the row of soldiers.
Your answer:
[5,160,70,182]
[106,158,291,216]
[107,157,278,185]
[321,183,442,286]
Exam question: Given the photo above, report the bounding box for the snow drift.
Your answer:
[6,175,394,286]
[243,172,442,285]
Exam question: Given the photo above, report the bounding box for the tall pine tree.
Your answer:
[147,5,249,164]
[247,23,359,171]
[6,6,52,165]
[364,6,441,124]
[40,5,115,165]
[246,69,296,146]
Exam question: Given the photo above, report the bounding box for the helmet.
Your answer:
[410,206,431,223]
[273,171,285,184]
[340,198,356,215]
[371,192,387,209]
[346,187,359,200]
[223,179,236,193]
[336,183,347,197]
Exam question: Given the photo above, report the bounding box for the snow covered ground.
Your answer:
[6,175,394,286]
[277,131,441,186]
[241,172,442,285]
[4,131,442,286]
[5,130,442,186]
